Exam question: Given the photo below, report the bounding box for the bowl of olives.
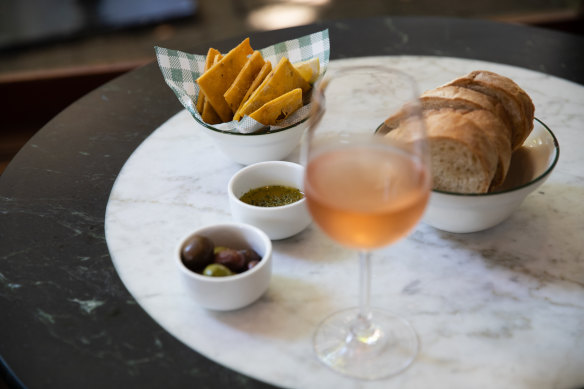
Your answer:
[176,222,272,311]
[228,161,312,240]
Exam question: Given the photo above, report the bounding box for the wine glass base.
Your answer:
[313,307,419,380]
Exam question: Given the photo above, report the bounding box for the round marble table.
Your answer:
[1,17,583,389]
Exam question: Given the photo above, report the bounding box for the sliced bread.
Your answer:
[384,70,534,193]
[420,86,513,186]
[420,85,513,141]
[459,109,512,188]
[418,110,498,193]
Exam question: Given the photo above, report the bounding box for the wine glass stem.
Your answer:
[358,250,371,320]
[350,250,381,344]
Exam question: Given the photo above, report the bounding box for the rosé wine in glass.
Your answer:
[305,143,429,249]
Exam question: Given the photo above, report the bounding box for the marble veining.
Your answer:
[104,56,584,389]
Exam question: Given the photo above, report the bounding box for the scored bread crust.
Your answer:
[421,85,498,111]
[420,85,513,144]
[445,71,532,151]
[466,70,534,138]
[424,110,498,193]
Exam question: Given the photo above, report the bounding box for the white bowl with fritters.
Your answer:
[195,116,308,166]
[423,118,559,233]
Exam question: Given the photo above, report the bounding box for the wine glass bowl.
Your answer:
[304,132,429,250]
[302,65,430,379]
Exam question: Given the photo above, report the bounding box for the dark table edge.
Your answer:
[1,16,583,389]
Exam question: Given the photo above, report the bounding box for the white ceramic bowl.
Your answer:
[423,118,559,233]
[195,117,308,165]
[228,161,312,240]
[175,223,272,311]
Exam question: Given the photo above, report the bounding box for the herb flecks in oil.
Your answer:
[240,185,304,207]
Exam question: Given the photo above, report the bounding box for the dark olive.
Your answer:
[214,249,246,273]
[247,260,260,270]
[181,235,214,272]
[239,248,261,265]
[203,263,234,277]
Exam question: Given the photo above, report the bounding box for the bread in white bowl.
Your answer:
[384,70,535,194]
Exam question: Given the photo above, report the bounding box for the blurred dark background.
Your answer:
[1,0,583,174]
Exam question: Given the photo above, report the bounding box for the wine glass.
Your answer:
[302,65,430,380]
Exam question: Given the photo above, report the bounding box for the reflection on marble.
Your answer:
[105,56,584,388]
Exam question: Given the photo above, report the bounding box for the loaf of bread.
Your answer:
[385,70,535,194]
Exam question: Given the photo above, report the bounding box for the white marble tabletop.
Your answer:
[104,56,584,389]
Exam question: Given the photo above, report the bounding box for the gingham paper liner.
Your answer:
[155,29,329,134]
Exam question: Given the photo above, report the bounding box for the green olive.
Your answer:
[202,263,234,277]
[214,246,229,254]
[181,235,214,272]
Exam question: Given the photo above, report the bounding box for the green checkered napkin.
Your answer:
[155,29,329,134]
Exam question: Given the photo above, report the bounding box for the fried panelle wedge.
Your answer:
[201,54,223,124]
[235,61,272,119]
[224,50,265,113]
[201,99,222,124]
[249,88,303,125]
[234,57,311,121]
[196,38,253,122]
[196,47,221,113]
